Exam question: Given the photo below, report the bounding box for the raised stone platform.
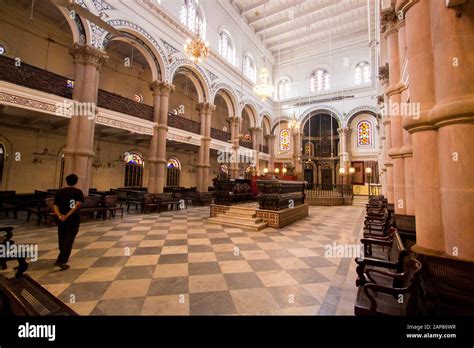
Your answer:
[209,203,309,229]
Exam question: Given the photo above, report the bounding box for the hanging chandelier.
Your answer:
[288,113,300,133]
[253,66,274,101]
[184,36,209,63]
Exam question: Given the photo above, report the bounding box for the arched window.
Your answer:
[355,61,371,85]
[166,157,181,187]
[304,142,313,156]
[218,30,236,66]
[124,152,144,187]
[0,143,5,184]
[244,54,256,83]
[277,77,291,100]
[309,69,330,92]
[180,0,206,39]
[357,121,372,146]
[279,128,291,151]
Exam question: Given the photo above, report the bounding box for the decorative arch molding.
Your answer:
[240,100,259,128]
[299,105,344,129]
[211,83,239,117]
[344,105,378,127]
[271,117,291,134]
[169,59,211,102]
[260,113,272,134]
[53,5,88,45]
[86,19,169,81]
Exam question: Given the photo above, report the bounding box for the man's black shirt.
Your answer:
[54,187,85,220]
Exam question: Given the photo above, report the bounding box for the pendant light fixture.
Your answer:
[253,2,274,101]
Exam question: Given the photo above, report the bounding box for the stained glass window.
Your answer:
[243,133,251,141]
[357,121,372,146]
[167,157,181,187]
[304,142,313,156]
[123,152,143,187]
[167,157,181,169]
[280,129,291,151]
[124,152,143,165]
[67,80,74,89]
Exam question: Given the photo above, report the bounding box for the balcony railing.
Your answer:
[305,184,354,198]
[167,113,200,135]
[98,90,153,120]
[239,140,254,149]
[259,144,269,154]
[0,55,72,98]
[211,128,231,142]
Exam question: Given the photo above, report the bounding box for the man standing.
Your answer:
[53,174,84,270]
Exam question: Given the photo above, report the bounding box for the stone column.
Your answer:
[63,43,108,194]
[402,0,444,256]
[148,81,175,193]
[249,127,261,172]
[196,102,215,192]
[292,130,302,178]
[428,0,474,260]
[227,116,240,178]
[378,65,393,202]
[265,134,275,173]
[383,9,406,212]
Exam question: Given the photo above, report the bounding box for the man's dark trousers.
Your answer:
[56,219,80,265]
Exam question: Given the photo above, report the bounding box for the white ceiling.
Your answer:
[231,0,374,60]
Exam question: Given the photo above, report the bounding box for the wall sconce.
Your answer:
[338,167,346,175]
[349,167,355,174]
[275,168,280,174]
[282,167,288,174]
[263,168,269,174]
[365,167,372,174]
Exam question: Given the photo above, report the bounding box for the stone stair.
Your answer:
[352,195,368,207]
[208,206,268,230]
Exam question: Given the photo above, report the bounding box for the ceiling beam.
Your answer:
[248,0,306,26]
[275,29,368,55]
[264,3,365,43]
[268,17,366,50]
[255,0,340,35]
[242,0,269,15]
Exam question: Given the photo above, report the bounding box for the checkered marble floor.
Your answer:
[1,205,365,315]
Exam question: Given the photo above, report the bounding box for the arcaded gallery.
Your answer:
[0,0,472,320]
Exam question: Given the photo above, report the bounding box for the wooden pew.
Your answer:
[354,258,422,316]
[355,231,408,286]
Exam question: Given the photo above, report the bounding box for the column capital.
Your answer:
[378,63,390,85]
[337,127,351,135]
[395,0,419,18]
[226,116,240,125]
[264,134,276,140]
[381,8,399,37]
[249,126,262,133]
[69,43,108,68]
[149,81,175,96]
[196,102,216,113]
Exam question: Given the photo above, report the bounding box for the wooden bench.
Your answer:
[355,231,408,286]
[79,196,108,220]
[0,226,28,277]
[0,274,77,316]
[354,258,422,316]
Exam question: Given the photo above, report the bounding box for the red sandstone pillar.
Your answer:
[63,43,108,194]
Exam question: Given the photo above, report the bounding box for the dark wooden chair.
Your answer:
[26,197,55,226]
[355,258,422,316]
[104,195,124,219]
[355,231,408,286]
[142,194,159,214]
[79,196,108,220]
[0,227,28,278]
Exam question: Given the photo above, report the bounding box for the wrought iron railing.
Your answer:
[167,113,201,134]
[211,127,231,142]
[239,140,254,149]
[305,184,354,199]
[98,90,153,120]
[0,55,72,98]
